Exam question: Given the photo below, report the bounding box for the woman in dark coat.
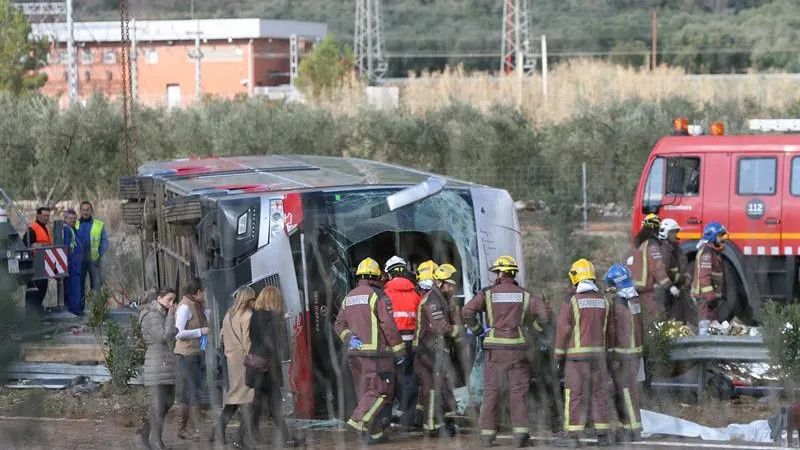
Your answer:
[246,286,297,448]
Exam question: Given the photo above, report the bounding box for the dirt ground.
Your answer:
[0,387,783,449]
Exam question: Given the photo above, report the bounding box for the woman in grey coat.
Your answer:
[138,287,178,450]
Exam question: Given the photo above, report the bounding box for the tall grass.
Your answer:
[308,60,800,123]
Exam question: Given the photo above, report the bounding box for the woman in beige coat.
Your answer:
[210,286,256,447]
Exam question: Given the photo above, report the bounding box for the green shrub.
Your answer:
[762,301,800,396]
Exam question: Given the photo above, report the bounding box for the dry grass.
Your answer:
[308,60,800,124]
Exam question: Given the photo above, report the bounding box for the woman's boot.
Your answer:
[176,404,189,440]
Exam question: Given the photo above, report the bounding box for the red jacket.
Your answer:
[385,276,421,334]
[631,238,672,293]
[554,289,613,360]
[692,243,723,301]
[334,280,405,358]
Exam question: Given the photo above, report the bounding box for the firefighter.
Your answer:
[383,255,422,430]
[630,213,676,324]
[554,259,613,448]
[603,264,643,443]
[463,255,549,448]
[334,257,406,445]
[413,263,463,438]
[416,260,439,295]
[658,218,694,323]
[692,222,728,325]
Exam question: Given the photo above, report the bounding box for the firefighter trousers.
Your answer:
[347,356,395,440]
[697,297,720,322]
[612,358,642,432]
[563,358,610,434]
[415,349,457,432]
[480,349,531,438]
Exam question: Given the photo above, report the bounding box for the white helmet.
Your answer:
[384,255,407,273]
[658,218,681,240]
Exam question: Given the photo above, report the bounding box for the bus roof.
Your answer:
[138,155,483,195]
[652,134,800,155]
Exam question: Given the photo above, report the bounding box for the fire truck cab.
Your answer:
[632,119,800,325]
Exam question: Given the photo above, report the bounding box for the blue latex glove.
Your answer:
[349,336,363,350]
[466,328,474,337]
[480,326,491,337]
[395,357,406,366]
[200,335,208,352]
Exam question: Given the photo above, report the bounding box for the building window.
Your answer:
[81,49,94,65]
[145,48,158,64]
[790,157,800,196]
[103,49,117,64]
[737,157,777,196]
[55,50,68,65]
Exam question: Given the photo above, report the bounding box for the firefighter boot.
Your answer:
[481,435,495,447]
[629,430,642,442]
[553,433,581,448]
[364,432,390,445]
[615,429,630,443]
[513,432,534,448]
[443,417,458,437]
[595,432,610,447]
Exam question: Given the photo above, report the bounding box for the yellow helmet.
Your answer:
[568,258,596,285]
[356,257,381,277]
[433,264,458,284]
[490,255,519,273]
[642,213,661,229]
[416,260,439,281]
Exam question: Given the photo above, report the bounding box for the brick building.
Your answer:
[31,18,328,108]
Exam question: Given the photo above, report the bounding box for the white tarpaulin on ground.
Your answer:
[642,409,772,443]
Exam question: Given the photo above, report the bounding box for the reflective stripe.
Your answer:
[700,286,714,293]
[412,295,428,348]
[357,293,380,351]
[484,290,528,345]
[532,321,543,333]
[566,346,607,355]
[339,328,352,342]
[391,342,405,353]
[633,241,648,288]
[347,418,366,431]
[427,389,438,431]
[624,388,642,431]
[657,277,671,286]
[481,429,496,436]
[450,325,463,339]
[554,348,566,355]
[563,388,571,432]
[594,423,611,430]
[394,311,416,318]
[570,296,581,348]
[612,346,643,354]
[362,394,386,424]
[567,425,586,432]
[486,291,494,327]
[76,219,104,261]
[512,427,529,434]
[369,432,384,440]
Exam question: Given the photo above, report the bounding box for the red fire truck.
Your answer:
[632,119,800,325]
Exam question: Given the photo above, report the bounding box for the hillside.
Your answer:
[69,0,800,76]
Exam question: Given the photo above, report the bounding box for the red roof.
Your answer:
[653,134,800,155]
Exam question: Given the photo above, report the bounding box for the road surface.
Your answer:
[0,416,780,450]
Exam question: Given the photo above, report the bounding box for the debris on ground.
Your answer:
[64,376,100,396]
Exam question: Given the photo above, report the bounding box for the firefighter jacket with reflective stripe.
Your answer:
[334,280,405,357]
[692,244,723,301]
[29,221,52,245]
[413,286,462,352]
[660,240,691,289]
[631,238,672,293]
[384,276,421,332]
[609,294,643,358]
[462,278,548,351]
[554,291,614,360]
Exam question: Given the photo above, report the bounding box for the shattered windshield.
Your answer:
[311,188,480,296]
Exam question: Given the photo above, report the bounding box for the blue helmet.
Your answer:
[603,264,634,290]
[702,222,728,242]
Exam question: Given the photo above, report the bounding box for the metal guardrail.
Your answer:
[670,335,768,362]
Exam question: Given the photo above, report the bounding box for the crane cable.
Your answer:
[119,0,135,177]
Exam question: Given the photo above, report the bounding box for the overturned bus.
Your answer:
[119,155,525,419]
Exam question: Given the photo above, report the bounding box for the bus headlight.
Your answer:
[236,213,248,235]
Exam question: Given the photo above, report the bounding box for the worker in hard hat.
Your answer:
[416,260,439,295]
[412,263,463,437]
[463,255,548,448]
[658,218,694,323]
[334,257,405,445]
[630,213,674,324]
[603,264,643,443]
[693,222,728,326]
[554,259,613,447]
[383,256,422,430]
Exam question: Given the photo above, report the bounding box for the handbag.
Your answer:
[244,353,269,371]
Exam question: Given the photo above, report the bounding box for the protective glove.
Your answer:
[395,356,406,366]
[480,326,491,337]
[349,336,363,350]
[466,328,473,337]
[669,285,681,297]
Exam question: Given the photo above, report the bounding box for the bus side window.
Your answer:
[666,157,701,196]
